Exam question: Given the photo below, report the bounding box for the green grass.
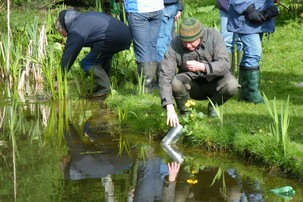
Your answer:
[105,1,303,178]
[1,0,303,179]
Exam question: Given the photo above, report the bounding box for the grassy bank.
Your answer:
[106,1,303,179]
[1,0,303,179]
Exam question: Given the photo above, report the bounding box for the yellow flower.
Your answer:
[190,113,194,118]
[189,100,196,106]
[185,99,196,108]
[186,179,198,184]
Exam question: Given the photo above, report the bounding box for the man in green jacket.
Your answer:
[159,18,239,127]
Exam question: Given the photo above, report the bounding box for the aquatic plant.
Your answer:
[263,94,290,156]
[118,134,131,156]
[136,71,145,96]
[117,104,130,131]
[211,168,227,197]
[208,98,224,127]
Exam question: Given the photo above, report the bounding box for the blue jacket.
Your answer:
[61,10,131,72]
[164,0,182,11]
[227,0,276,34]
[217,0,229,12]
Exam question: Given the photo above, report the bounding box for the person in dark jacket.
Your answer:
[55,9,132,97]
[159,18,239,127]
[227,0,279,103]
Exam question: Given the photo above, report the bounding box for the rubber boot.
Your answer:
[238,67,263,103]
[236,50,243,78]
[137,62,157,94]
[91,65,111,97]
[175,93,190,115]
[229,52,236,75]
[154,62,161,89]
[208,91,226,117]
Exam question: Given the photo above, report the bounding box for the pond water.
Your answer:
[0,98,302,202]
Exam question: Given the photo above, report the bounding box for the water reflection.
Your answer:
[61,119,266,201]
[62,120,133,180]
[1,99,302,201]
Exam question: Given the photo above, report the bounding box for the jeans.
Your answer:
[219,9,242,53]
[156,4,179,62]
[127,10,164,63]
[238,33,262,68]
[80,51,113,74]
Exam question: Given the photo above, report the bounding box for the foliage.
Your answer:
[263,94,290,156]
[103,0,303,178]
[1,0,303,179]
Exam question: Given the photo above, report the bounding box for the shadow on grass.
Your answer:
[261,70,303,106]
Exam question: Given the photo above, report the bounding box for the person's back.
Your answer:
[56,9,132,97]
[65,11,131,52]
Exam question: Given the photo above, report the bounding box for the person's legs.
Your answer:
[171,73,192,115]
[220,9,241,74]
[80,51,99,72]
[157,4,178,62]
[127,10,163,94]
[127,12,152,63]
[239,33,262,68]
[156,5,178,86]
[127,10,163,63]
[149,10,164,63]
[219,10,233,52]
[215,74,240,99]
[238,33,263,103]
[81,52,113,97]
[189,74,239,116]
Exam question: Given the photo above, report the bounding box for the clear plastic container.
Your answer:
[161,143,184,163]
[161,124,183,145]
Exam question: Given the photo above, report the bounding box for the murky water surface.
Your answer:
[0,98,302,202]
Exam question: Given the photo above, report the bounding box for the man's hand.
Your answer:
[168,162,181,182]
[166,104,179,127]
[186,60,205,72]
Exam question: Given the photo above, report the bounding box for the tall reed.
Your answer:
[208,98,224,126]
[118,134,131,156]
[263,93,290,156]
[137,71,145,96]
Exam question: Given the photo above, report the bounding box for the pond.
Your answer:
[0,98,302,202]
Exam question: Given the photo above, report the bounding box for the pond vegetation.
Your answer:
[1,1,303,200]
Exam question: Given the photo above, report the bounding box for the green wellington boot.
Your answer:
[238,67,264,103]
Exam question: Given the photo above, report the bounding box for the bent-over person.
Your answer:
[56,9,132,97]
